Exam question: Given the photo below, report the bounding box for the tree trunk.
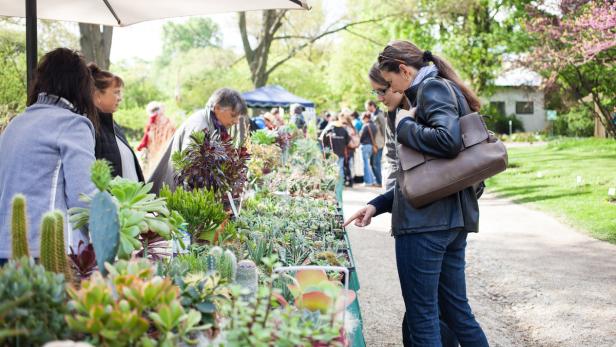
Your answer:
[79,23,113,69]
[239,10,285,87]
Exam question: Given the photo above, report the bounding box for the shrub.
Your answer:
[553,106,594,137]
[0,258,70,345]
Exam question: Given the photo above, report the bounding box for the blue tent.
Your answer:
[241,85,314,108]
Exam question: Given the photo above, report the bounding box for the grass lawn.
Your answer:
[486,138,616,244]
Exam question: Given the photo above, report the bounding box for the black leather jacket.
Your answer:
[369,70,480,236]
[95,112,145,182]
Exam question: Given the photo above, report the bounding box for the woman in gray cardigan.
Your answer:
[0,48,99,260]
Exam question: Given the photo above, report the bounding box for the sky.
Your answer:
[110,1,347,63]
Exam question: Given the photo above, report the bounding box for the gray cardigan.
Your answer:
[0,94,97,258]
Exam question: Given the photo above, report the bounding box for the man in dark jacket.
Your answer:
[321,114,350,183]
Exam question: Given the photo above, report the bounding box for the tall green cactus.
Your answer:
[39,213,57,272]
[220,250,237,283]
[10,194,29,259]
[52,211,72,281]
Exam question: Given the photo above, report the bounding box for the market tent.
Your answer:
[0,0,310,87]
[242,85,315,108]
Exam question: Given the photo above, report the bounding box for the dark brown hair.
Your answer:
[362,112,372,120]
[368,62,389,87]
[88,63,124,91]
[27,48,99,131]
[377,40,481,112]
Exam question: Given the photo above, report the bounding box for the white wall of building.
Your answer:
[485,87,546,132]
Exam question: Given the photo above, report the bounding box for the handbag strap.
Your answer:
[417,77,469,118]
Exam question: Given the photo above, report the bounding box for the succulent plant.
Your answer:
[286,269,356,314]
[70,160,185,263]
[0,258,69,345]
[10,194,29,259]
[68,240,97,280]
[159,186,227,243]
[66,260,204,347]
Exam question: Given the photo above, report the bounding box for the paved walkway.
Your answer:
[343,187,616,347]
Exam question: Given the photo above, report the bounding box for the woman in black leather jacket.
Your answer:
[346,41,489,347]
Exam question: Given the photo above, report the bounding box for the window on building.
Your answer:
[516,101,534,114]
[489,101,506,116]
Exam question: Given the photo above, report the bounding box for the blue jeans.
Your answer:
[371,148,383,185]
[337,156,345,182]
[361,144,375,184]
[396,230,488,347]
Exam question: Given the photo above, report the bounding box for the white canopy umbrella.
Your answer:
[0,0,309,26]
[0,0,310,85]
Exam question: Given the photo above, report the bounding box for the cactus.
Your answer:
[10,194,29,259]
[219,250,237,283]
[89,191,120,275]
[236,260,258,301]
[208,246,223,258]
[52,211,72,281]
[206,254,217,273]
[39,213,57,272]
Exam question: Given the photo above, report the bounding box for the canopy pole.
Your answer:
[26,0,37,92]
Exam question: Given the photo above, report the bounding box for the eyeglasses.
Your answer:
[371,86,389,97]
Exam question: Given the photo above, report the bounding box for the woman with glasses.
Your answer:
[89,64,144,182]
[347,41,489,347]
[368,62,404,191]
[148,88,247,193]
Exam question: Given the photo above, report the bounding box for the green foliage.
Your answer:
[161,18,221,61]
[0,26,26,120]
[483,110,524,134]
[70,160,185,260]
[221,276,346,346]
[10,194,28,259]
[52,211,72,281]
[251,129,277,145]
[173,272,231,327]
[67,259,204,347]
[553,106,595,137]
[91,160,113,191]
[159,186,226,243]
[0,258,69,345]
[0,292,31,342]
[121,79,166,110]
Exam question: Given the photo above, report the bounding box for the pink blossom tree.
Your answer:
[526,0,616,137]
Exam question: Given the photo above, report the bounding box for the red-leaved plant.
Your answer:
[172,129,250,203]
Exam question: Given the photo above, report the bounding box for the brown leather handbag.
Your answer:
[398,80,508,208]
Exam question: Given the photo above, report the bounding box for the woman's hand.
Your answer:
[343,205,377,228]
[395,107,416,129]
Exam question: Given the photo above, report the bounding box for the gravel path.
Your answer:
[343,187,616,347]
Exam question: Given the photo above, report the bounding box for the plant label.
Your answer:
[536,172,543,178]
[576,176,582,185]
[609,188,616,196]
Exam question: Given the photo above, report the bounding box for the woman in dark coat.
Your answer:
[346,40,489,347]
[89,64,144,182]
